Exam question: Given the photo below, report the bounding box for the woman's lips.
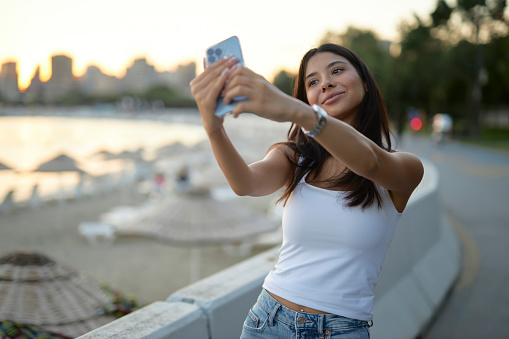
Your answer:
[322,93,343,105]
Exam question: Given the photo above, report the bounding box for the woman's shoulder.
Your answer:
[268,141,298,158]
[391,151,424,176]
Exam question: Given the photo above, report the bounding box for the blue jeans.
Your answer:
[240,289,371,339]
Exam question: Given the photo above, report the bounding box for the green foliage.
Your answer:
[457,127,509,151]
[55,91,87,106]
[99,284,142,318]
[490,0,507,20]
[273,70,295,95]
[86,94,119,104]
[141,85,196,108]
[484,35,509,104]
[431,0,453,26]
[24,85,196,108]
[0,320,72,338]
[436,0,508,43]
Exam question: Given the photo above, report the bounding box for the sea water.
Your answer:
[0,108,206,203]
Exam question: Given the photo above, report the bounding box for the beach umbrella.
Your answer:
[0,251,138,338]
[0,162,13,171]
[93,150,117,159]
[102,148,144,162]
[115,187,278,281]
[101,149,151,180]
[0,162,16,214]
[32,154,88,202]
[118,187,277,245]
[156,142,190,158]
[33,154,87,175]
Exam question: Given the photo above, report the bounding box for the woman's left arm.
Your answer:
[312,117,424,194]
[223,66,424,196]
[313,118,423,212]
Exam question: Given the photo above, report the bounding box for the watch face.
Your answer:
[302,105,327,138]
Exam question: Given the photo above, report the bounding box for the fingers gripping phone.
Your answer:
[205,36,248,117]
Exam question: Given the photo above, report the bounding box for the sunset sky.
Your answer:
[1,0,445,90]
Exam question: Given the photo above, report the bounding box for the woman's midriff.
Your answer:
[266,290,331,314]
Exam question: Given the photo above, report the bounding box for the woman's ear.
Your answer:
[363,82,368,93]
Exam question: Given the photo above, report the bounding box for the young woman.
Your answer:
[190,43,424,339]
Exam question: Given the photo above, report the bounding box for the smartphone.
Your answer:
[205,36,248,117]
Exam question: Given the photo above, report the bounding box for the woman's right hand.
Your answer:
[189,56,239,135]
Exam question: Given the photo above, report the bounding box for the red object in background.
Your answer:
[411,117,423,131]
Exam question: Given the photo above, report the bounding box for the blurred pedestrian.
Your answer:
[152,172,166,198]
[432,113,453,145]
[175,166,190,192]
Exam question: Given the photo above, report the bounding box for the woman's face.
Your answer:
[304,52,365,125]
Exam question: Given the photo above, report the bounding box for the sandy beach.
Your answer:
[0,112,290,306]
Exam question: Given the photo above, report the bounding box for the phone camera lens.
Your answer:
[207,49,214,56]
[215,48,222,56]
[208,56,215,63]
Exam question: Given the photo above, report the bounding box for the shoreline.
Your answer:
[0,106,204,125]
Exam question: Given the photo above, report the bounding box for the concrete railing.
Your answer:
[79,159,461,339]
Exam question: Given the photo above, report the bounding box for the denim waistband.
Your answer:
[257,289,372,330]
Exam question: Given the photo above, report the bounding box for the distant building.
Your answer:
[176,62,195,95]
[80,65,120,97]
[155,62,195,95]
[44,54,75,102]
[156,70,179,89]
[122,58,158,93]
[0,61,20,103]
[23,66,44,103]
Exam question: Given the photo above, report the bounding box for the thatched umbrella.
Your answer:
[117,188,276,245]
[33,154,88,201]
[101,148,153,181]
[33,154,87,175]
[156,142,190,158]
[93,150,117,159]
[0,162,13,171]
[102,148,144,162]
[0,251,138,338]
[115,188,278,281]
[0,161,16,213]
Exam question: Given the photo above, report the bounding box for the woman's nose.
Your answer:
[321,82,335,92]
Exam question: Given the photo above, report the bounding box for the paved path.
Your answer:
[400,134,509,339]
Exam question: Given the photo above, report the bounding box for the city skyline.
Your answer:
[1,53,194,92]
[0,54,195,104]
[1,0,447,91]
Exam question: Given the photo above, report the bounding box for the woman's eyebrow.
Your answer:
[305,61,348,80]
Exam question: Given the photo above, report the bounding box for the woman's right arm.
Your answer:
[190,56,291,197]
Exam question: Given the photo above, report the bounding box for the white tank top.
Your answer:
[262,172,402,321]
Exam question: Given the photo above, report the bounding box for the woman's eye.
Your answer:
[332,68,343,75]
[308,80,318,87]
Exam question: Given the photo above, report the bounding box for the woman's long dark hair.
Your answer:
[277,43,393,209]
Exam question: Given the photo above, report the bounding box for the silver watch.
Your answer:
[301,104,328,138]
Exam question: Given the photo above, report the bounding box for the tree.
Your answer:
[430,0,509,136]
[431,0,454,27]
[483,35,509,105]
[398,16,450,113]
[272,71,295,95]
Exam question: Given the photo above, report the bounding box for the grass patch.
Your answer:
[456,128,509,152]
